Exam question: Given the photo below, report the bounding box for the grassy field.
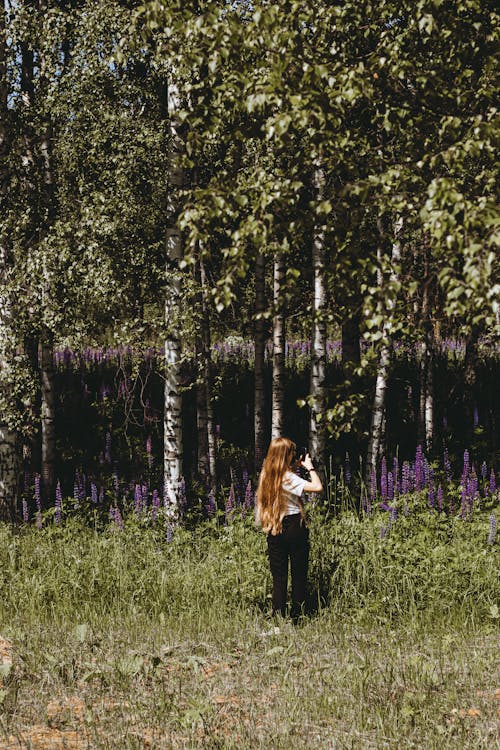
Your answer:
[0,506,498,749]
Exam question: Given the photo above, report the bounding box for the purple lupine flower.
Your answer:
[462,450,470,480]
[178,478,187,516]
[444,448,452,484]
[55,481,62,525]
[105,432,112,464]
[428,484,435,509]
[113,471,119,496]
[481,461,488,480]
[35,473,41,509]
[381,457,388,500]
[415,445,424,491]
[113,505,124,530]
[401,461,410,496]
[73,474,80,508]
[166,524,173,543]
[437,484,443,512]
[22,499,29,523]
[78,474,86,503]
[146,435,153,468]
[490,469,496,495]
[134,484,143,516]
[380,525,387,539]
[370,467,377,501]
[205,489,216,518]
[152,489,160,522]
[393,456,399,496]
[488,514,497,545]
[244,480,253,509]
[91,483,98,504]
[345,453,351,485]
[460,479,467,519]
[387,471,394,501]
[242,468,249,492]
[225,484,235,524]
[141,483,149,508]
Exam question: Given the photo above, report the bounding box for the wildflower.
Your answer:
[22,499,29,523]
[481,461,487,480]
[370,467,377,501]
[105,432,112,464]
[166,524,173,543]
[244,480,253,509]
[428,484,435,508]
[55,482,62,525]
[113,471,119,496]
[387,471,394,501]
[91,483,98,504]
[401,461,410,496]
[381,457,388,500]
[146,435,153,468]
[134,484,143,516]
[488,514,497,545]
[178,478,187,516]
[462,450,470,480]
[393,456,399,496]
[152,489,160,522]
[490,469,496,495]
[437,484,443,512]
[415,445,424,491]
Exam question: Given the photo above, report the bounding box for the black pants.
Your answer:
[267,514,309,620]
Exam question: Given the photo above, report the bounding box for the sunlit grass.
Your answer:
[0,506,498,748]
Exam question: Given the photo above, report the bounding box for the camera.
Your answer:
[294,446,308,463]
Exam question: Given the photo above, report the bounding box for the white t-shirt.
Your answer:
[282,470,308,516]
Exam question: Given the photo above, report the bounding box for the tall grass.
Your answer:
[0,505,498,749]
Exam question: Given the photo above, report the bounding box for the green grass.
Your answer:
[0,505,498,748]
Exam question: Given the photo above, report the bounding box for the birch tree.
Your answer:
[271,252,285,440]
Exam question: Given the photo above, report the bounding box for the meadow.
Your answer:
[1,492,498,749]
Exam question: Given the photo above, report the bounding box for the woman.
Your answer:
[256,437,323,621]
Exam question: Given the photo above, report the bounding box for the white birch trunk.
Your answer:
[254,251,267,471]
[366,219,402,478]
[200,255,216,487]
[40,326,56,502]
[271,252,285,439]
[309,169,327,464]
[163,78,184,518]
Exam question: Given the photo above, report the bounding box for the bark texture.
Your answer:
[163,78,184,517]
[39,327,56,502]
[271,252,285,440]
[309,170,327,465]
[366,219,402,477]
[254,252,267,471]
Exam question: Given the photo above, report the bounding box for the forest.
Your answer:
[0,3,499,748]
[0,0,498,522]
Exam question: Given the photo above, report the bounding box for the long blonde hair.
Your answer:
[256,437,296,535]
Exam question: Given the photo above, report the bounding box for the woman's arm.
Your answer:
[300,454,323,493]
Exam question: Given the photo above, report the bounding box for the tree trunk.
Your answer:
[39,326,56,503]
[254,251,267,471]
[417,252,434,450]
[366,219,402,478]
[0,265,19,521]
[341,313,361,373]
[0,4,19,520]
[195,263,216,489]
[200,255,216,487]
[309,169,327,465]
[163,78,184,517]
[271,252,285,440]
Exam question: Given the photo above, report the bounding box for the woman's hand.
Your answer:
[301,453,315,472]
